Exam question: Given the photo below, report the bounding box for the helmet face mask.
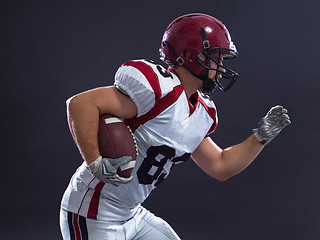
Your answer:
[197,48,238,92]
[160,13,239,93]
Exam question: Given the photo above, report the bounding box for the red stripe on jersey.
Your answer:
[123,61,162,103]
[188,92,199,116]
[125,85,184,132]
[72,213,82,240]
[87,181,105,220]
[198,97,218,134]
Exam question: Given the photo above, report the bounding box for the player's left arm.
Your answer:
[191,135,264,181]
[191,105,291,182]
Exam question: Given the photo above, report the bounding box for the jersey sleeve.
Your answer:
[198,93,219,136]
[207,112,218,135]
[114,60,161,117]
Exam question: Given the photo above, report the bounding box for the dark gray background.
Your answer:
[2,0,319,239]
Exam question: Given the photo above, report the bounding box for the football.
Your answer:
[98,114,138,178]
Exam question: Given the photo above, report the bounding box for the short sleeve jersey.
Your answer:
[61,59,218,221]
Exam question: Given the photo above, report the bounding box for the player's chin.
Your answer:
[208,77,217,85]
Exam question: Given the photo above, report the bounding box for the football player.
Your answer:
[60,13,291,239]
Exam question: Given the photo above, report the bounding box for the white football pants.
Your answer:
[60,206,181,240]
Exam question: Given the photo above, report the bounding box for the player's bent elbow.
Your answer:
[66,96,74,108]
[66,93,91,114]
[207,164,235,182]
[66,95,80,114]
[210,173,230,182]
[204,168,230,182]
[211,169,241,182]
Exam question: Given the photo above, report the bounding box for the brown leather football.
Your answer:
[98,114,137,178]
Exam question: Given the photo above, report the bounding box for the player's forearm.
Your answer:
[218,134,264,180]
[66,94,101,165]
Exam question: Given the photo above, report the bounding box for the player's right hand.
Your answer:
[253,105,291,145]
[86,156,133,186]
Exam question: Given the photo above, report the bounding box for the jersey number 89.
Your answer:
[137,145,190,186]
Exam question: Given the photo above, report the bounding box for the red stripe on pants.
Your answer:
[72,213,82,240]
[87,181,105,219]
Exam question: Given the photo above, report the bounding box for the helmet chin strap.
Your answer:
[202,77,217,93]
[195,70,216,93]
[163,40,214,92]
[163,40,231,94]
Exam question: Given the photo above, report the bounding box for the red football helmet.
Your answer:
[160,13,238,92]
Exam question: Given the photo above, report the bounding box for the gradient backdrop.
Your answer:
[2,0,320,239]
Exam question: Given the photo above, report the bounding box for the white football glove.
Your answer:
[253,105,291,145]
[86,156,133,186]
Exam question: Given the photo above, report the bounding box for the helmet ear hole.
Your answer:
[184,51,194,61]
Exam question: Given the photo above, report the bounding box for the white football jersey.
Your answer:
[61,59,218,221]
